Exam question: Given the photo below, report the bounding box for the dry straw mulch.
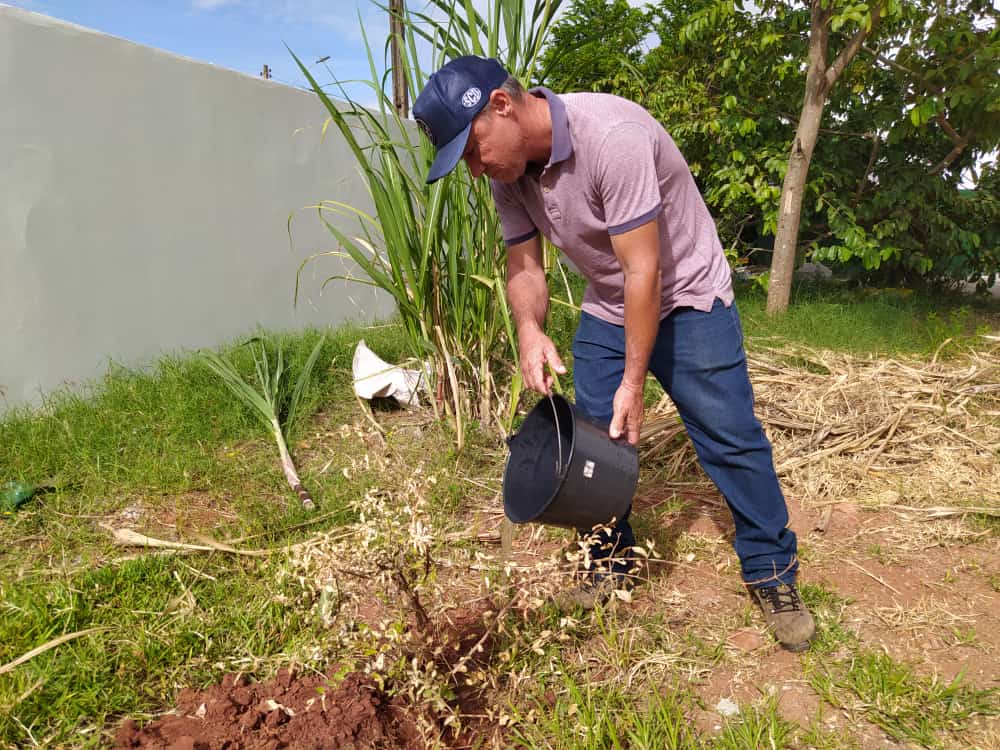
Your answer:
[642,335,1000,536]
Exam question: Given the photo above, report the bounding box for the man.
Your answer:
[413,56,815,651]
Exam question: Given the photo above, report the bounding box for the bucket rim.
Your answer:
[502,395,575,524]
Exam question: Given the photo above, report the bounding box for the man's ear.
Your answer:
[488,88,514,118]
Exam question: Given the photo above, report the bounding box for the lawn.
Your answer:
[2,282,998,749]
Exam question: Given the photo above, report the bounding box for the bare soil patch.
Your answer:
[114,670,422,750]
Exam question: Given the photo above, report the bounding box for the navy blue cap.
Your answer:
[413,56,510,184]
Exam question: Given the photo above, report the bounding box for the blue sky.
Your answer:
[4,0,391,102]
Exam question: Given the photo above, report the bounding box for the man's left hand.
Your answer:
[609,380,645,446]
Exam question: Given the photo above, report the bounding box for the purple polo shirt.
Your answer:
[491,88,734,325]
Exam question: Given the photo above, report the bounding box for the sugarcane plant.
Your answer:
[200,334,326,511]
[291,0,563,449]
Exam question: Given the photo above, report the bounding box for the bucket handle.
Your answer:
[548,393,564,477]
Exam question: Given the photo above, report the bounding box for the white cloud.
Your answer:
[189,0,388,44]
[191,0,241,9]
[318,6,387,45]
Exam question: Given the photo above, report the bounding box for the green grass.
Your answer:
[711,698,796,750]
[0,554,318,747]
[0,321,425,747]
[798,582,856,657]
[807,650,1000,748]
[513,672,800,750]
[512,671,700,750]
[0,325,415,561]
[799,713,862,750]
[2,282,998,748]
[0,324,411,496]
[551,272,998,361]
[735,281,999,356]
[798,581,1000,747]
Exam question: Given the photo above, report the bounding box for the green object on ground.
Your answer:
[1,481,37,513]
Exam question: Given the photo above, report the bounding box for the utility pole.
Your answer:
[260,64,271,80]
[389,0,408,118]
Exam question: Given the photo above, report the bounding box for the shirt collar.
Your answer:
[529,87,573,167]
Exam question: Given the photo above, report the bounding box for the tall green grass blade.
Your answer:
[287,335,327,435]
[199,350,277,433]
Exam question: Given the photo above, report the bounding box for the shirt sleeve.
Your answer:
[595,122,663,235]
[490,179,539,246]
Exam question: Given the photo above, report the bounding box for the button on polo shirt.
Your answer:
[491,88,734,326]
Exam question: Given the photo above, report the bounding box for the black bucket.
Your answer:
[503,394,638,529]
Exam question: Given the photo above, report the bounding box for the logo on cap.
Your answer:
[415,118,435,145]
[461,87,482,108]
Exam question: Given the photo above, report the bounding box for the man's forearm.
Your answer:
[507,270,550,337]
[621,268,660,388]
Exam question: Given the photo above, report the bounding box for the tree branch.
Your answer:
[935,112,964,147]
[810,1,831,95]
[855,135,881,200]
[826,2,882,88]
[929,127,975,175]
[862,43,939,94]
[861,43,975,172]
[820,127,876,140]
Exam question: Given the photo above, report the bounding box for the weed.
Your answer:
[512,671,700,750]
[798,582,855,657]
[923,307,973,350]
[970,512,1000,537]
[948,626,979,647]
[794,540,815,563]
[681,631,727,665]
[866,543,900,566]
[808,650,1000,747]
[798,713,861,750]
[653,494,691,518]
[710,697,795,749]
[674,531,718,560]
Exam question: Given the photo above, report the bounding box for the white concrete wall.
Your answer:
[0,5,396,410]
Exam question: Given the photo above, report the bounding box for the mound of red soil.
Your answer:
[115,669,423,750]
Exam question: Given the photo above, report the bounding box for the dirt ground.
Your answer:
[114,483,1000,749]
[113,338,1000,750]
[635,492,1000,748]
[114,670,422,750]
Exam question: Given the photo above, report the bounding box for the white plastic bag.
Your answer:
[351,339,423,407]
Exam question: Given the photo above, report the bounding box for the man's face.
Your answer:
[462,94,526,183]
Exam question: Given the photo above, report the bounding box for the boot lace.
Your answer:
[755,585,803,614]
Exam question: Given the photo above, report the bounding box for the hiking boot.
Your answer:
[552,573,630,612]
[750,583,816,652]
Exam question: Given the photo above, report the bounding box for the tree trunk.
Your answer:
[767,1,881,315]
[767,3,830,316]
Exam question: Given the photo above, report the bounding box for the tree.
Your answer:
[536,0,652,93]
[540,0,1000,294]
[808,0,1000,286]
[766,0,891,315]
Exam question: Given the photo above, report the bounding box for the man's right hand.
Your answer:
[519,328,567,395]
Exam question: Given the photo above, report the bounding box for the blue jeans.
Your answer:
[571,298,797,587]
